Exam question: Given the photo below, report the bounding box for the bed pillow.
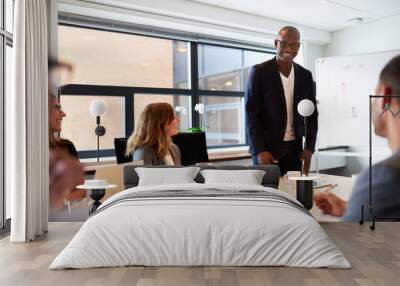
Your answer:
[135,167,201,186]
[200,169,266,185]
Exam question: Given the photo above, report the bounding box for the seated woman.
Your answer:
[126,103,181,165]
[49,93,85,203]
[48,59,85,206]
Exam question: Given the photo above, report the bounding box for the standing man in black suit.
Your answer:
[245,26,318,175]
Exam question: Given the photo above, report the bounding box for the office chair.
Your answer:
[172,132,209,166]
[114,137,133,164]
[114,132,209,166]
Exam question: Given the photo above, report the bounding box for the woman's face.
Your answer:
[165,114,180,137]
[49,97,66,133]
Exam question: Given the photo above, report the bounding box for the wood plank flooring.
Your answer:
[1,222,400,286]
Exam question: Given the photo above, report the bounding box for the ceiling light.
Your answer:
[225,81,233,86]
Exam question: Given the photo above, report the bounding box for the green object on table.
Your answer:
[188,127,203,133]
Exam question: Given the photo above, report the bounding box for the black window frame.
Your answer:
[58,18,276,159]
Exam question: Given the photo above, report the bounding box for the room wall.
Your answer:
[324,14,400,57]
[321,14,400,176]
[304,42,325,79]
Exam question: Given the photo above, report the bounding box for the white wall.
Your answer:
[319,15,400,175]
[324,14,400,57]
[304,42,325,79]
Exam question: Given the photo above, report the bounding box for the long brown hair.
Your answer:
[126,103,175,158]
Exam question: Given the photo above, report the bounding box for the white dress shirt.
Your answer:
[279,66,295,141]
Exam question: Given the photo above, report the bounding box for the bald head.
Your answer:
[278,26,300,40]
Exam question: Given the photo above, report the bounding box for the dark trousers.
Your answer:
[252,141,302,176]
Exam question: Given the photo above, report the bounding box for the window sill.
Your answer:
[81,146,251,169]
[207,145,249,153]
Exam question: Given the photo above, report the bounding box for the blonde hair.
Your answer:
[126,103,175,158]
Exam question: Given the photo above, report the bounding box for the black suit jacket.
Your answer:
[245,57,318,158]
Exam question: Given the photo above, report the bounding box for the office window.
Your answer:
[243,50,275,77]
[244,50,274,67]
[198,45,242,92]
[5,44,12,220]
[5,0,13,33]
[58,26,190,89]
[199,96,245,146]
[134,94,191,132]
[198,45,274,92]
[58,21,275,157]
[58,93,192,156]
[60,95,126,151]
[198,44,272,146]
[1,0,14,229]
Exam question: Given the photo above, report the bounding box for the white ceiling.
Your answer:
[190,0,400,31]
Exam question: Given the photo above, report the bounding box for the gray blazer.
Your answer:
[342,149,400,221]
[132,143,181,166]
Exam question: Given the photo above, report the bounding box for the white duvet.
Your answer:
[50,183,351,269]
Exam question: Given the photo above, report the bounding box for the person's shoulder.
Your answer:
[132,146,156,164]
[294,62,312,77]
[170,143,180,150]
[59,138,73,145]
[381,151,400,171]
[251,58,276,72]
[58,138,78,158]
[371,152,400,177]
[133,145,155,155]
[343,152,400,221]
[354,152,400,192]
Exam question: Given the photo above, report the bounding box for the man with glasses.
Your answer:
[245,26,318,175]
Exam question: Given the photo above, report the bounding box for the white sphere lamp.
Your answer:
[297,99,315,117]
[89,99,106,117]
[297,99,315,176]
[89,99,107,162]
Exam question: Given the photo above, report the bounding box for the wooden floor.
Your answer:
[1,222,400,286]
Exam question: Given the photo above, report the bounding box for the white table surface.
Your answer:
[279,173,353,222]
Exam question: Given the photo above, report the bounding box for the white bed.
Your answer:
[50,183,351,269]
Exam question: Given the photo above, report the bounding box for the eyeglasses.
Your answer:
[276,40,301,50]
[54,104,63,112]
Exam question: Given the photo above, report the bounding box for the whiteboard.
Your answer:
[315,50,400,150]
